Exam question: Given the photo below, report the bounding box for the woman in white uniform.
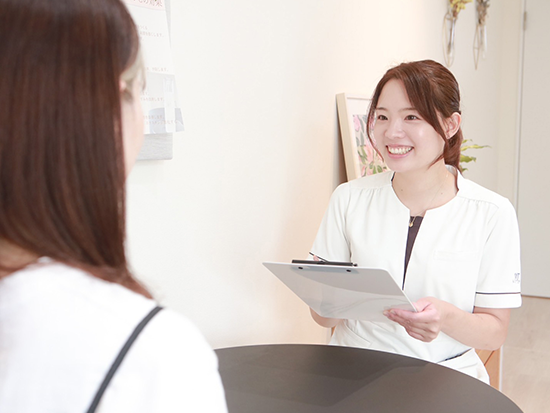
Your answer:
[310,60,521,383]
[0,0,227,411]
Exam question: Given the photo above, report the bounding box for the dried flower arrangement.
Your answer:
[474,0,490,69]
[449,0,473,19]
[444,0,473,66]
[476,0,490,26]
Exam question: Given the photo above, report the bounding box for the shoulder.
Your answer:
[456,175,519,235]
[118,307,219,382]
[457,175,516,215]
[2,258,156,319]
[347,170,393,191]
[137,308,216,363]
[331,171,393,200]
[0,259,164,359]
[112,308,227,412]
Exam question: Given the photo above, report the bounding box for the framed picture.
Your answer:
[336,93,387,181]
[124,0,183,161]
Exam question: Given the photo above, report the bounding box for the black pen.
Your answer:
[292,259,357,267]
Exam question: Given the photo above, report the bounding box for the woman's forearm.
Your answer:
[441,303,510,350]
[385,298,511,350]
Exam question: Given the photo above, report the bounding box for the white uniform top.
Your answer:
[0,258,228,413]
[311,168,521,378]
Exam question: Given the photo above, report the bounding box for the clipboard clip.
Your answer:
[291,259,358,267]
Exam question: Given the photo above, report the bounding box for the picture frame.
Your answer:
[336,93,387,181]
[124,0,183,161]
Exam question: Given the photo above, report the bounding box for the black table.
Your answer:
[216,344,522,413]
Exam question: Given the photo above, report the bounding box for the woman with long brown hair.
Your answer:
[310,60,521,383]
[0,0,227,411]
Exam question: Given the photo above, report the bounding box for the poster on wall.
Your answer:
[123,0,183,160]
[336,94,387,181]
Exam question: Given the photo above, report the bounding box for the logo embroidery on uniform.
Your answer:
[513,273,521,284]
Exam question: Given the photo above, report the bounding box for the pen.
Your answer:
[292,259,357,267]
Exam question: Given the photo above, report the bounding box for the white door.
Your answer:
[517,0,550,297]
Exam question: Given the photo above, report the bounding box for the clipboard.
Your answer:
[263,261,416,322]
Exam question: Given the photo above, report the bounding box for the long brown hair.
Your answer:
[366,60,463,170]
[0,0,150,297]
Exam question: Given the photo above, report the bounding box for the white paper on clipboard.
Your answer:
[263,262,417,322]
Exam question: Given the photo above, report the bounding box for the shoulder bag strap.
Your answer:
[86,305,164,413]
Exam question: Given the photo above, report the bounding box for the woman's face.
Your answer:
[373,79,446,174]
[121,74,144,176]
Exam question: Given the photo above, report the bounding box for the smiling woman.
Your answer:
[373,78,456,167]
[367,60,463,175]
[309,60,522,384]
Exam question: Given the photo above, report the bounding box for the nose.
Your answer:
[385,119,406,139]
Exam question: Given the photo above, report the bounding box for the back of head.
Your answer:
[367,60,464,170]
[0,0,148,296]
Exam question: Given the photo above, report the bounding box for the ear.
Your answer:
[120,79,133,102]
[120,79,128,93]
[444,112,461,139]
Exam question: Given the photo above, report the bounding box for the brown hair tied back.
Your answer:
[0,0,149,297]
[366,60,464,171]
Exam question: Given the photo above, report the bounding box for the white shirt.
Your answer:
[0,258,228,413]
[311,168,521,377]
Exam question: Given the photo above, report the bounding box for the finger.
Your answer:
[392,309,437,327]
[384,312,410,328]
[391,313,418,326]
[406,324,438,341]
[412,300,432,312]
[389,308,416,319]
[405,325,434,341]
[386,312,433,334]
[406,330,423,340]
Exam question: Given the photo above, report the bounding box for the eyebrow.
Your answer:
[375,107,417,112]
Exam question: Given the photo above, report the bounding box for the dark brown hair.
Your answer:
[0,0,150,297]
[366,60,463,170]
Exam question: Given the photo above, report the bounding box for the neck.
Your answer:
[392,162,457,216]
[393,161,450,193]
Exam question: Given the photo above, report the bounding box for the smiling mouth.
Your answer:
[387,146,413,155]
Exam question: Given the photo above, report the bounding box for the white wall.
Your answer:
[125,0,522,349]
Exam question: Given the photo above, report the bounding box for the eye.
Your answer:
[405,114,420,120]
[377,114,388,121]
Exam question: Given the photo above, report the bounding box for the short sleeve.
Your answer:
[310,183,351,262]
[475,199,522,308]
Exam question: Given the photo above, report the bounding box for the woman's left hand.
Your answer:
[384,297,448,342]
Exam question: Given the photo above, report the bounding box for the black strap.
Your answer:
[86,306,164,413]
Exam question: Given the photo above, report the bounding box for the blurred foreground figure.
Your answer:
[0,1,227,411]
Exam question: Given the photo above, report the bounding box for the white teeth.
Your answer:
[388,146,413,155]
